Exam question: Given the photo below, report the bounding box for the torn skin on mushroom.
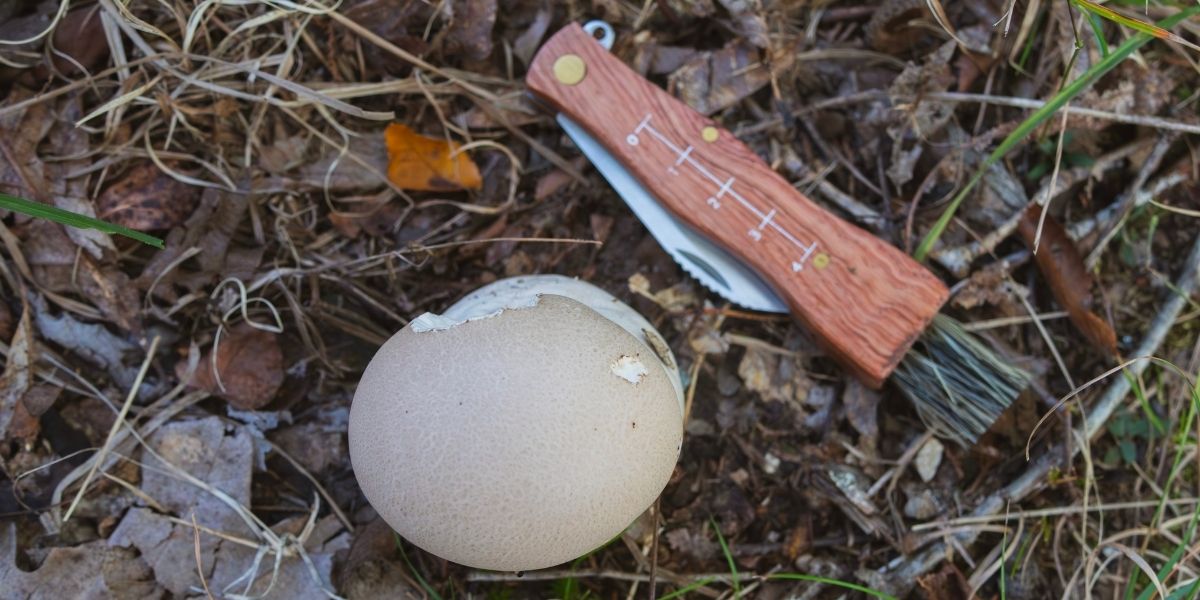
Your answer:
[610,355,649,384]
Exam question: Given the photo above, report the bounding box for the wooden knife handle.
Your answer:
[526,24,948,388]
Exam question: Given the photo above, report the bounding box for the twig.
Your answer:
[327,11,498,102]
[267,440,354,534]
[930,138,1152,277]
[778,146,886,231]
[192,511,215,600]
[62,336,161,522]
[1083,141,1182,269]
[1071,166,1190,259]
[648,497,660,600]
[738,90,1200,137]
[912,497,1200,531]
[879,233,1200,592]
[924,91,1200,136]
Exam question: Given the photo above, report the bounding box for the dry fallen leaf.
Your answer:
[109,417,257,594]
[670,40,772,116]
[384,123,482,191]
[181,322,284,410]
[1,524,159,599]
[0,306,34,443]
[916,562,974,600]
[1018,205,1118,357]
[445,0,497,61]
[27,5,109,84]
[96,162,200,231]
[865,0,931,53]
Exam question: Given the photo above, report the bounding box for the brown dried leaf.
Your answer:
[670,40,771,115]
[512,9,551,66]
[737,347,775,397]
[446,0,497,61]
[629,32,701,76]
[338,517,422,598]
[534,157,587,201]
[590,213,615,244]
[47,96,117,258]
[261,131,388,194]
[865,0,931,53]
[453,96,540,130]
[1018,205,1118,357]
[21,218,141,331]
[951,259,1021,313]
[5,397,39,441]
[182,323,284,410]
[1,524,159,599]
[665,527,718,561]
[0,1,58,69]
[717,0,769,48]
[208,516,344,600]
[270,422,347,474]
[916,562,973,600]
[0,94,117,258]
[341,0,432,77]
[31,293,140,389]
[96,162,200,231]
[886,40,956,188]
[25,6,109,84]
[79,254,142,333]
[110,416,258,594]
[0,305,34,442]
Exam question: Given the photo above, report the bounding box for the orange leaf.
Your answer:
[384,123,482,191]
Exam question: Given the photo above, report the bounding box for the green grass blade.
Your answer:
[1015,8,1046,73]
[710,518,740,598]
[1085,9,1111,57]
[1073,0,1200,51]
[1135,375,1200,600]
[396,535,445,600]
[0,192,164,248]
[913,5,1200,262]
[767,573,897,599]
[658,577,716,600]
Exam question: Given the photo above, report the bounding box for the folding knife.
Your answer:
[526,21,949,388]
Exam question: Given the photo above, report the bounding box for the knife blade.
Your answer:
[558,114,789,313]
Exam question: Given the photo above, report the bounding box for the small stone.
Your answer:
[762,452,781,475]
[915,437,944,482]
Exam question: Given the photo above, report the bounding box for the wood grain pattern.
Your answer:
[527,24,949,388]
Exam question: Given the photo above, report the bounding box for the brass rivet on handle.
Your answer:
[701,126,719,142]
[813,253,830,269]
[553,54,587,85]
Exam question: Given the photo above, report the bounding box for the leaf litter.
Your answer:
[1,1,1199,598]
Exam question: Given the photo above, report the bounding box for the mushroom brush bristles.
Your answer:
[892,315,1032,446]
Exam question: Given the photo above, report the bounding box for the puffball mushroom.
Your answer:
[349,275,684,572]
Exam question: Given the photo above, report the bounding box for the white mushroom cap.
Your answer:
[349,276,683,572]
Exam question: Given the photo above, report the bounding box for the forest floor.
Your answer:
[2,1,1200,599]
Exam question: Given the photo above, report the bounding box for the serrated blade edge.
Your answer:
[559,114,788,314]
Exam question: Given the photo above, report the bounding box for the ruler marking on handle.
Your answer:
[757,208,776,230]
[674,146,694,166]
[625,112,820,271]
